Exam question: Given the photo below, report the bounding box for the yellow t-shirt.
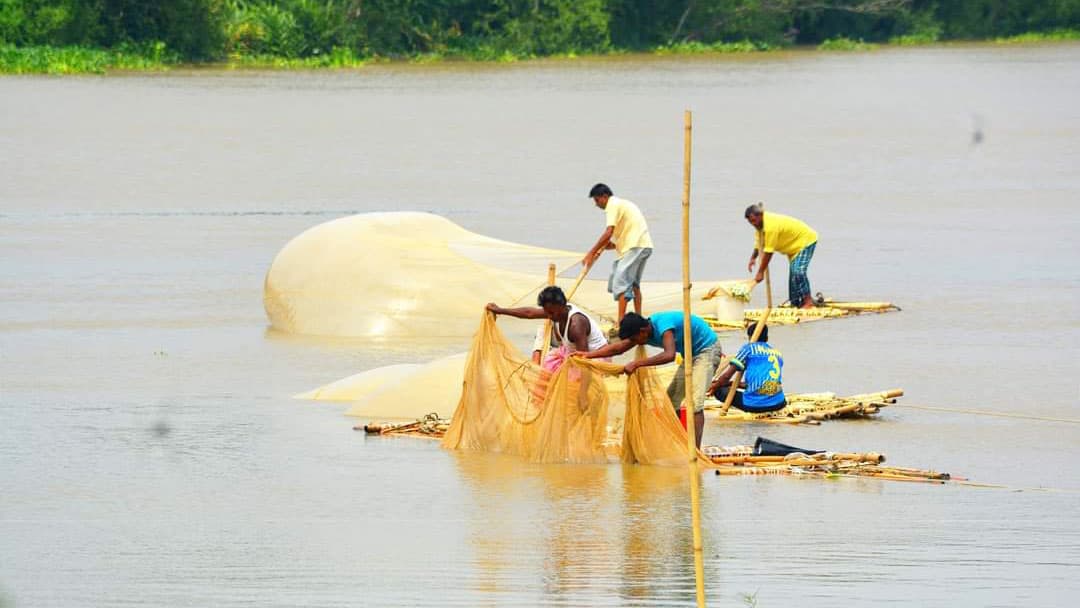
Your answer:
[605,196,653,257]
[755,211,817,258]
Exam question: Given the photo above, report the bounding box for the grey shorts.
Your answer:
[667,343,722,413]
[608,247,652,300]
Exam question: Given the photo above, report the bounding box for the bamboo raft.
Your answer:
[704,299,901,332]
[358,412,450,438]
[704,446,952,483]
[706,389,903,425]
[359,388,903,438]
[359,421,954,484]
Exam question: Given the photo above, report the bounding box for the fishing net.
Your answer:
[295,352,469,420]
[264,212,718,339]
[441,313,708,466]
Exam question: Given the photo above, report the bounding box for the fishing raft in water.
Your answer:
[706,388,903,425]
[703,299,901,332]
[359,424,953,484]
[706,437,953,483]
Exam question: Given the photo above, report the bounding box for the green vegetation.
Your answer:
[818,37,877,51]
[654,40,772,55]
[2,1,1079,73]
[0,41,177,73]
[995,28,1080,43]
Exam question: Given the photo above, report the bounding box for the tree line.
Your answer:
[2,0,1079,61]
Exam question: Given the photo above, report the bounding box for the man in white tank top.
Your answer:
[486,286,608,368]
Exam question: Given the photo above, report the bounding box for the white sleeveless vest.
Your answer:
[553,304,608,352]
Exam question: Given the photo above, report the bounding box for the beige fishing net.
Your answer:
[441,313,707,466]
[264,212,719,339]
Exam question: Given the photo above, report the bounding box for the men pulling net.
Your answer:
[441,312,708,466]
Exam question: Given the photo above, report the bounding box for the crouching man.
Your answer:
[708,323,786,413]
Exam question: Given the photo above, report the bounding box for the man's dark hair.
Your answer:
[537,286,567,307]
[589,183,613,198]
[747,322,768,342]
[744,203,763,218]
[618,312,650,340]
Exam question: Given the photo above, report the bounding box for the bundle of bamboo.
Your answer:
[707,449,952,483]
[704,300,900,331]
[358,412,450,438]
[708,389,903,425]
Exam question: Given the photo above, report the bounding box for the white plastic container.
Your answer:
[714,292,747,324]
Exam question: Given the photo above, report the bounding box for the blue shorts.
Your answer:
[608,247,652,301]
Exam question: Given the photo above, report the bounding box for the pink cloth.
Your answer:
[542,345,610,375]
[541,344,571,374]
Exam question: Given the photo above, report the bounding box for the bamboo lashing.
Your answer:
[721,204,772,414]
[679,109,707,608]
[538,263,557,363]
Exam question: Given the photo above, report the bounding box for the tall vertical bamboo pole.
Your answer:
[681,110,706,608]
[538,263,557,363]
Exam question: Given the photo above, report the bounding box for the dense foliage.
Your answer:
[1,0,1079,63]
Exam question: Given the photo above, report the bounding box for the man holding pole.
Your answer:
[745,204,818,309]
[583,183,653,323]
[708,322,786,413]
[579,311,721,448]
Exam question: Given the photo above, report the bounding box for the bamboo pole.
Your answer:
[564,262,592,301]
[721,205,773,414]
[538,263,557,364]
[680,109,706,608]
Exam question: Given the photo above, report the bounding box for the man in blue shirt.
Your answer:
[581,311,722,447]
[708,323,786,413]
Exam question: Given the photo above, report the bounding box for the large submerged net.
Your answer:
[264,212,718,339]
[440,313,706,466]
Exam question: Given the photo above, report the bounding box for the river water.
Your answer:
[2,44,1079,607]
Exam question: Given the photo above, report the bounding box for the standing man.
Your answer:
[581,311,721,448]
[708,323,786,413]
[745,204,818,309]
[583,183,653,323]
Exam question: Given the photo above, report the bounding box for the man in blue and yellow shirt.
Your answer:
[708,323,786,413]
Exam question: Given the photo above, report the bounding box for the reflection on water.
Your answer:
[2,43,1080,607]
[454,452,698,606]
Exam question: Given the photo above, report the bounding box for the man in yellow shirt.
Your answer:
[583,183,654,322]
[745,204,818,309]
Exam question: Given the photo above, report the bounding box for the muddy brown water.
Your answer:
[2,44,1079,606]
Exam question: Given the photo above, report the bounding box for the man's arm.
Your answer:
[583,226,615,267]
[754,252,773,284]
[580,337,635,359]
[747,248,759,273]
[707,364,738,395]
[566,314,591,354]
[486,303,547,319]
[623,330,677,375]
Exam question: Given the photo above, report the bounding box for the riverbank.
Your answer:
[3,30,1079,74]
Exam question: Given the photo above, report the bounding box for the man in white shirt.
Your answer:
[582,183,654,323]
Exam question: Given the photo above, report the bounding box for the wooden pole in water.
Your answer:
[538,263,557,364]
[721,206,773,414]
[680,109,707,608]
